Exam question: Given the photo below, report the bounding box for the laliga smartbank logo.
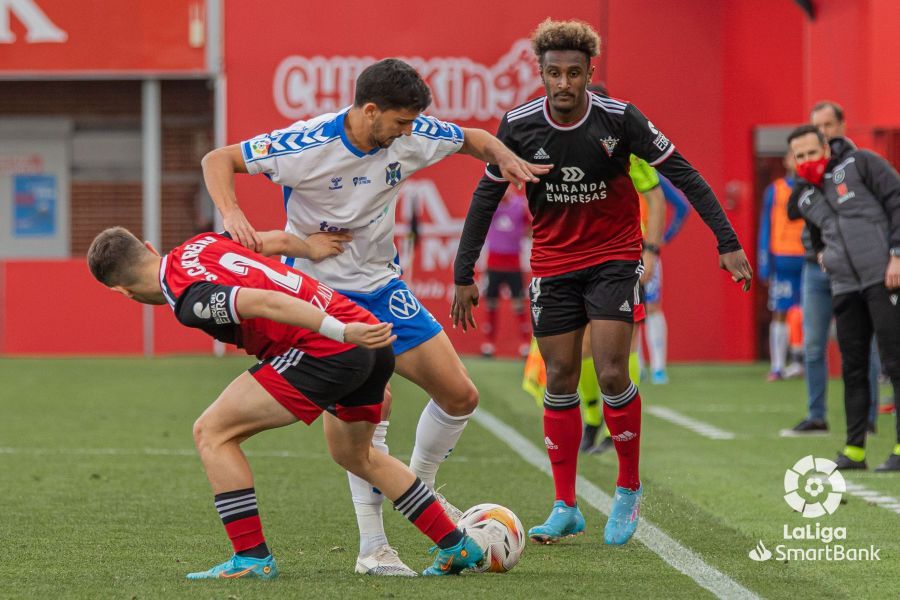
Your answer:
[748,455,881,562]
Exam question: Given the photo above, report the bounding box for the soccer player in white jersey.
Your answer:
[201,58,549,576]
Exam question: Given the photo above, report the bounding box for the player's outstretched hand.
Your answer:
[451,284,479,332]
[498,154,553,189]
[224,208,263,252]
[344,322,396,349]
[305,231,352,262]
[719,249,753,292]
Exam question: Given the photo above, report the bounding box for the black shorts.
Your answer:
[249,345,394,424]
[528,260,643,337]
[486,269,525,299]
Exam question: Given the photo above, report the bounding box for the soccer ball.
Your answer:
[458,503,526,573]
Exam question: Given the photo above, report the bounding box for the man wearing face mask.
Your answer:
[789,124,900,472]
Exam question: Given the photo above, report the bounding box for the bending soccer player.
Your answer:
[201,58,548,575]
[86,227,484,578]
[453,19,751,546]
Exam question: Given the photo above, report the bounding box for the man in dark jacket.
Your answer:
[788,124,900,471]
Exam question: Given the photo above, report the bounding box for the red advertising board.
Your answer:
[225,0,606,357]
[0,0,208,75]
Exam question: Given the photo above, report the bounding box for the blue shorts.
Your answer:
[768,255,804,312]
[339,278,443,355]
[643,259,663,304]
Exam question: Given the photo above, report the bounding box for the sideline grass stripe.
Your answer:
[646,405,736,440]
[844,481,900,515]
[472,408,761,600]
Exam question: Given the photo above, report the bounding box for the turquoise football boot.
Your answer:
[604,485,643,545]
[528,500,585,544]
[186,553,278,580]
[421,535,484,576]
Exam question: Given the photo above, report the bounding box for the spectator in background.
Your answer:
[758,151,805,381]
[782,101,885,437]
[789,124,900,471]
[480,187,532,358]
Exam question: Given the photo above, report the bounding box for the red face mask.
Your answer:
[796,156,828,186]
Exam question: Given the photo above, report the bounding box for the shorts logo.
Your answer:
[388,288,421,319]
[600,136,619,157]
[385,162,402,187]
[531,304,542,325]
[561,166,584,182]
[619,301,631,312]
[193,302,211,319]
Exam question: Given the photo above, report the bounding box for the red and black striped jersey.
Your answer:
[160,232,376,359]
[455,92,740,284]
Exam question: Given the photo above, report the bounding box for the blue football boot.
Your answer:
[421,535,485,576]
[186,553,278,580]
[528,500,586,544]
[604,485,643,545]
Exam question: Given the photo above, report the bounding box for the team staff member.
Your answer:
[790,124,900,472]
[87,227,485,578]
[452,19,751,546]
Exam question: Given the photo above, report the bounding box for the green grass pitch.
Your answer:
[1,357,898,599]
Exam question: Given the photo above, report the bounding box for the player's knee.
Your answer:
[545,361,580,393]
[598,363,630,396]
[192,415,212,452]
[436,379,479,415]
[331,446,370,477]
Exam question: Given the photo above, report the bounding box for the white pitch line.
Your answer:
[472,409,760,600]
[646,406,736,440]
[843,481,900,515]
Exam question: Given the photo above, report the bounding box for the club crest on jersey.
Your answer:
[385,162,402,187]
[328,176,343,190]
[388,288,421,319]
[600,136,619,157]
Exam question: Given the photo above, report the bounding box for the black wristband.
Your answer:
[643,242,661,255]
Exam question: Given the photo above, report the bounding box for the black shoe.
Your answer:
[580,424,600,452]
[586,436,614,455]
[874,454,900,472]
[867,422,876,435]
[779,419,829,437]
[834,452,867,470]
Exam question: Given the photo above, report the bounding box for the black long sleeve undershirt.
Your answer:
[453,175,509,285]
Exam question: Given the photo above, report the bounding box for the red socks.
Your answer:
[542,395,581,506]
[602,385,642,490]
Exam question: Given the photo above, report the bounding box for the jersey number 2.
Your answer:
[219,253,302,293]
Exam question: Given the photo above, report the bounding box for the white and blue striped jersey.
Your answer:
[241,109,464,292]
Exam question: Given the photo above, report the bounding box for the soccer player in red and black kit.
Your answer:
[87,227,484,578]
[452,19,753,546]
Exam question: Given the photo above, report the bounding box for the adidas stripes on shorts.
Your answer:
[528,260,643,337]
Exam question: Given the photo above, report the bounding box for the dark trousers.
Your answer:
[833,284,900,448]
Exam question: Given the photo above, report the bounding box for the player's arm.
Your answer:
[256,230,351,262]
[176,281,394,349]
[660,176,691,243]
[757,184,774,281]
[201,144,261,251]
[458,127,551,189]
[452,172,509,331]
[623,104,752,290]
[855,150,900,288]
[235,288,395,348]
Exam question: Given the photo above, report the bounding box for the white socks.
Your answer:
[770,321,788,373]
[348,420,389,556]
[409,399,472,489]
[645,312,668,372]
